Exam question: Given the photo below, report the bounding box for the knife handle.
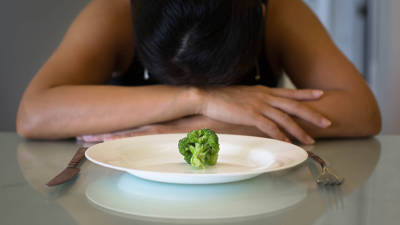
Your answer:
[68,147,88,167]
[306,151,327,168]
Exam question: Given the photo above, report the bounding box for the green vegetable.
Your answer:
[178,129,220,169]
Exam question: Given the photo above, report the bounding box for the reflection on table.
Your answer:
[14,137,383,225]
[86,172,307,219]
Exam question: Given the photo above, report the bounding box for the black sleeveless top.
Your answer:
[109,0,279,87]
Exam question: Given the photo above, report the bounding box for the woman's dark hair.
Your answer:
[131,0,265,86]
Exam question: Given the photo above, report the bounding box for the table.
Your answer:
[1,132,399,225]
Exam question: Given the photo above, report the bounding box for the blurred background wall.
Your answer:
[0,0,91,132]
[0,0,399,134]
[304,0,400,134]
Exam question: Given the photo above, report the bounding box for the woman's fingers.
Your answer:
[104,132,146,141]
[269,88,324,100]
[251,115,291,143]
[76,136,84,141]
[81,134,111,142]
[203,86,326,143]
[268,96,331,128]
[77,128,150,142]
[103,126,164,141]
[104,133,133,141]
[260,106,315,144]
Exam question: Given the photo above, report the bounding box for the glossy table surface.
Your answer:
[1,132,399,225]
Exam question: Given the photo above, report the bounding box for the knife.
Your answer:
[46,147,88,187]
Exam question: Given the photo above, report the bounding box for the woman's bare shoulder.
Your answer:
[73,0,134,74]
[263,0,305,74]
[265,0,357,88]
[60,0,135,72]
[26,0,134,93]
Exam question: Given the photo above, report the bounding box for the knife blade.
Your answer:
[46,147,88,187]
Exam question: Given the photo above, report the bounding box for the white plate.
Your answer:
[85,134,307,184]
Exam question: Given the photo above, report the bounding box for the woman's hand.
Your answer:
[77,86,331,144]
[77,115,268,142]
[200,85,331,144]
[76,127,149,143]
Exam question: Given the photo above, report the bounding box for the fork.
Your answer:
[307,151,345,186]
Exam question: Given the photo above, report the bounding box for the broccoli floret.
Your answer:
[178,129,220,169]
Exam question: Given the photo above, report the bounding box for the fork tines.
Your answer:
[319,178,345,186]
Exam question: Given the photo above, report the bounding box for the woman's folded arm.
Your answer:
[264,0,381,138]
[17,85,204,139]
[16,0,203,139]
[292,89,381,138]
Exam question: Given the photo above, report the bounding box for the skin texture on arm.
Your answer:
[78,115,268,142]
[264,0,381,138]
[16,0,202,139]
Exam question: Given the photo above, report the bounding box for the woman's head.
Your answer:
[131,0,265,86]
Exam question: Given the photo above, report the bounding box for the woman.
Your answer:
[16,0,381,144]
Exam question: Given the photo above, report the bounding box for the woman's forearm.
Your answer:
[293,89,381,138]
[17,85,202,139]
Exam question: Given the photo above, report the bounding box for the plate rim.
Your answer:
[85,133,308,177]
